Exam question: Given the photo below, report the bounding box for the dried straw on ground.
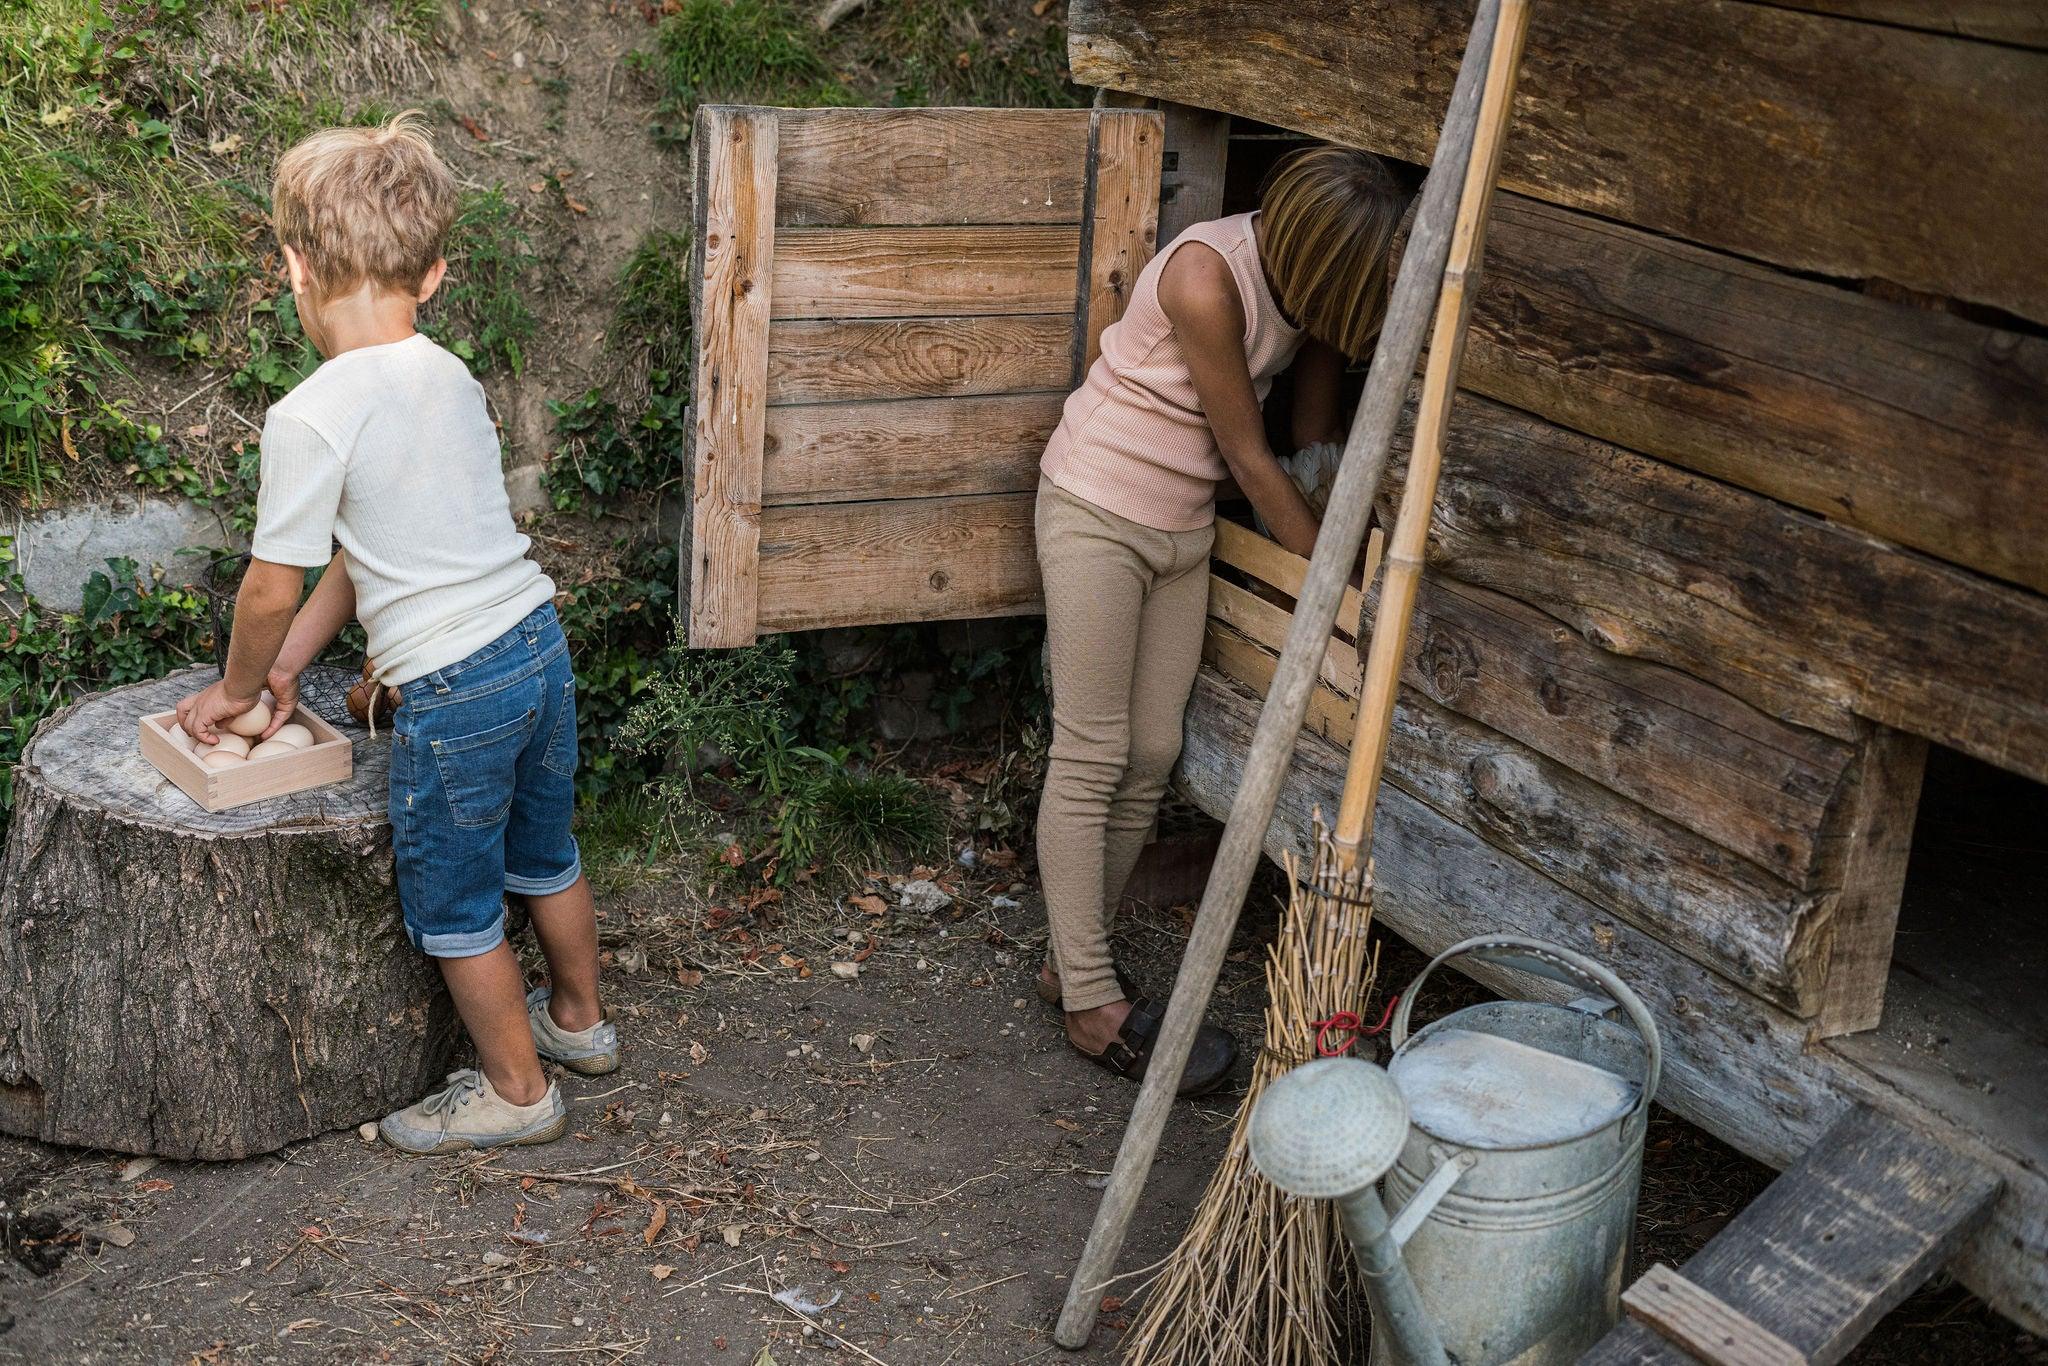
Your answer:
[1124,825,1379,1365]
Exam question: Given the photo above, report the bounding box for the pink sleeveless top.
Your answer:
[1040,212,1304,531]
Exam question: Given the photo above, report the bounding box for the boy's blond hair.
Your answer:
[272,110,457,299]
[1258,146,1407,362]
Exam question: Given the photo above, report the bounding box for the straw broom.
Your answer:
[1122,4,1532,1359]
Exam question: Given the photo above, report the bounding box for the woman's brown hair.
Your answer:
[1258,146,1408,362]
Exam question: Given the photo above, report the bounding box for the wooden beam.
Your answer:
[770,226,1081,318]
[1157,102,1230,247]
[1068,0,2048,322]
[1462,194,2048,595]
[1594,1106,1999,1366]
[755,492,1040,632]
[773,108,1091,226]
[764,315,1076,404]
[687,107,778,649]
[1392,392,2048,782]
[1621,1266,1808,1366]
[1078,108,1164,372]
[1765,2,2048,47]
[761,394,1061,505]
[1810,731,1927,1036]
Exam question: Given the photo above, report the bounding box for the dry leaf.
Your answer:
[722,1224,743,1247]
[689,1041,709,1065]
[651,1263,674,1280]
[848,893,888,916]
[564,196,590,214]
[457,114,489,140]
[1052,1117,1080,1132]
[1101,1294,1126,1312]
[132,1179,174,1194]
[676,966,704,988]
[644,1199,669,1246]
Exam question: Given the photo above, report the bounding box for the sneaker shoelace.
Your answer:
[421,1069,486,1127]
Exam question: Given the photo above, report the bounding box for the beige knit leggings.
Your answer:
[1036,479,1214,1012]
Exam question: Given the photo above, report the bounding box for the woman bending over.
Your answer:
[1034,146,1405,1093]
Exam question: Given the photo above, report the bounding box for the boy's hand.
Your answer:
[176,679,262,745]
[263,667,301,739]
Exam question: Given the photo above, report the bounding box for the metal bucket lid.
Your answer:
[1388,1024,1640,1149]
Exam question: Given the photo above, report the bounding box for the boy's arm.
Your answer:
[175,559,305,743]
[264,551,358,732]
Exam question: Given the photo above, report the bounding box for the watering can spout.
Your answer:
[1248,1058,1454,1366]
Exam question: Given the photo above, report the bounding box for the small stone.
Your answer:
[830,961,861,980]
[849,1033,876,1053]
[357,1122,377,1142]
[897,879,953,915]
[572,1316,584,1327]
[482,1250,514,1267]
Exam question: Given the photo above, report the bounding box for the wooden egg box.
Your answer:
[138,708,353,813]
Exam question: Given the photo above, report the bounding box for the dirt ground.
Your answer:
[2,839,2041,1366]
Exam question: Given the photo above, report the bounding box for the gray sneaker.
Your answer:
[378,1069,566,1155]
[526,985,620,1076]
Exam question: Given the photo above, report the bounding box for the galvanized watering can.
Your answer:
[1248,934,1662,1366]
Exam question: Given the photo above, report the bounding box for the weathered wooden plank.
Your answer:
[1158,102,1230,247]
[760,394,1062,506]
[755,492,1040,632]
[773,108,1092,226]
[1068,0,2048,321]
[1183,667,2048,1335]
[1385,572,1855,890]
[1203,624,1356,747]
[770,226,1081,319]
[1621,1265,1808,1366]
[1461,195,2048,594]
[1602,1106,1999,1366]
[1393,393,2048,781]
[1207,575,1360,697]
[764,315,1077,404]
[1810,731,1927,1037]
[688,107,778,649]
[1770,2,2048,47]
[1212,518,1364,640]
[1198,630,1827,1012]
[1079,109,1164,372]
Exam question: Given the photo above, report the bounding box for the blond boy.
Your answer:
[176,113,616,1152]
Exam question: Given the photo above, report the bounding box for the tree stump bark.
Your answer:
[0,665,457,1159]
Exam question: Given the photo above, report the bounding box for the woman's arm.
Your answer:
[1290,339,1348,451]
[1158,245,1321,558]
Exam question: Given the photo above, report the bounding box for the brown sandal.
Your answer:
[1072,996,1240,1097]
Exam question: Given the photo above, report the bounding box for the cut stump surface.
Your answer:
[0,666,456,1159]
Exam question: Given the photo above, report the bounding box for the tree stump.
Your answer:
[0,665,457,1159]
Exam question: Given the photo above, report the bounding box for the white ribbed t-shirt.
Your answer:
[250,333,556,686]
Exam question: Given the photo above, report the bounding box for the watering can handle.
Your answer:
[1389,935,1662,1114]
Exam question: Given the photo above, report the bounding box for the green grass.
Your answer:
[633,0,858,139]
[425,186,542,376]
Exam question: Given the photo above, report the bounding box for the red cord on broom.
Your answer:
[1311,994,1401,1057]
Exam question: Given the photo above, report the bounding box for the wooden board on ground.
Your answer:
[0,667,455,1160]
[1068,0,2048,322]
[1591,1105,1999,1365]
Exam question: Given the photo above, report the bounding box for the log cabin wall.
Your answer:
[1072,0,2048,1322]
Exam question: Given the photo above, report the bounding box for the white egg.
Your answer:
[248,739,298,760]
[196,733,251,760]
[226,700,273,737]
[167,724,197,754]
[269,723,316,750]
[201,750,246,770]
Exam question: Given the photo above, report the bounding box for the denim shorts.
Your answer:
[389,604,581,958]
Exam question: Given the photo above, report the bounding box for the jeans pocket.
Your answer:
[542,677,578,779]
[430,710,536,828]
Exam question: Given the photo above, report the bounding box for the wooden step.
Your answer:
[1584,1104,2000,1366]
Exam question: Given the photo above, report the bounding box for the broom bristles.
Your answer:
[1123,821,1381,1366]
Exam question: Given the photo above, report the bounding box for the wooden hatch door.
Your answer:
[685,105,1164,647]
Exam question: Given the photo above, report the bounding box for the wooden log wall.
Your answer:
[1092,0,2047,1330]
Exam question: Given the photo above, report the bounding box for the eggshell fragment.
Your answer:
[201,750,246,770]
[269,723,316,750]
[195,733,251,760]
[248,739,298,760]
[226,700,273,737]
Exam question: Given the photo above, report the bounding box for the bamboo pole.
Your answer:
[1052,0,1507,1348]
[1330,0,1533,870]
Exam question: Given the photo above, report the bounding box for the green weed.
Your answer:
[633,0,855,139]
[425,186,542,376]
